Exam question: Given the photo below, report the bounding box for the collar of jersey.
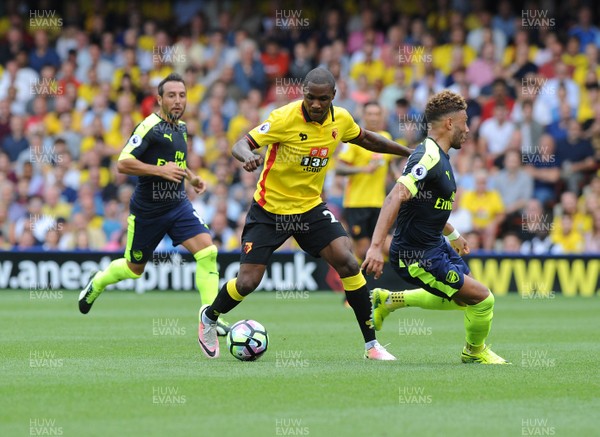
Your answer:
[301,102,335,124]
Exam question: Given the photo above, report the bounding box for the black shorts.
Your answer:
[240,201,349,264]
[344,207,380,239]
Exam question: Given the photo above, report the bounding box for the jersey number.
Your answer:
[301,156,329,167]
[322,210,338,223]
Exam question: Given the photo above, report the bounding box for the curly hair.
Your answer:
[425,91,467,124]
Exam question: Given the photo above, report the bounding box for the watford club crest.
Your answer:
[332,128,338,140]
[243,242,253,254]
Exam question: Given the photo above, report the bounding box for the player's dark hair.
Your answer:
[158,73,186,97]
[425,90,467,124]
[303,67,336,92]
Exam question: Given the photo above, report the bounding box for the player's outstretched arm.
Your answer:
[117,158,186,183]
[232,138,264,172]
[362,182,412,279]
[351,129,413,157]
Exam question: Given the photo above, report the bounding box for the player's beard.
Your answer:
[165,104,185,123]
[450,129,464,150]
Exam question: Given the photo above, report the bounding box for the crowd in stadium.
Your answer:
[0,0,599,254]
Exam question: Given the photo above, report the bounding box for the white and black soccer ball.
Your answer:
[226,320,269,361]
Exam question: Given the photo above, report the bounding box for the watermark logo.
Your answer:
[30,350,63,368]
[30,418,63,436]
[275,287,309,300]
[152,386,186,405]
[520,282,555,299]
[396,250,433,269]
[275,10,310,29]
[275,350,310,368]
[152,318,186,336]
[29,143,63,164]
[152,181,187,201]
[521,350,556,368]
[399,46,432,64]
[152,46,187,65]
[399,318,432,336]
[521,77,555,97]
[275,78,304,96]
[399,113,430,133]
[275,418,310,435]
[398,386,432,404]
[521,145,556,164]
[29,214,64,232]
[152,251,186,267]
[29,10,63,30]
[30,78,63,96]
[275,214,309,233]
[29,284,63,300]
[521,214,554,232]
[521,10,555,29]
[521,418,555,435]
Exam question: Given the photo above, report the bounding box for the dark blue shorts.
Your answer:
[124,200,209,264]
[389,241,471,299]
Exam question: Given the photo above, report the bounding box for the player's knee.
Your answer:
[332,251,359,277]
[235,275,260,296]
[128,262,146,276]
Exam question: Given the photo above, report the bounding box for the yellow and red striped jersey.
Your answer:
[245,101,361,214]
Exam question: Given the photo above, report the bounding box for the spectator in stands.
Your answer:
[29,30,61,73]
[466,41,496,89]
[515,99,544,156]
[552,191,593,237]
[583,209,600,253]
[568,6,600,53]
[556,119,597,193]
[461,170,505,250]
[501,232,522,253]
[519,198,557,255]
[478,101,515,167]
[0,27,27,65]
[538,62,580,120]
[2,115,28,162]
[494,149,533,233]
[550,214,584,253]
[233,39,265,96]
[524,134,561,207]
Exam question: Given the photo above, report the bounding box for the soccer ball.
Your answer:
[227,320,269,361]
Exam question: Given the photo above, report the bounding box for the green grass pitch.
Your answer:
[2,290,599,436]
